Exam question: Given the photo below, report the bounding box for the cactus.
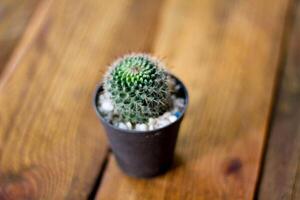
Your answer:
[103,53,171,123]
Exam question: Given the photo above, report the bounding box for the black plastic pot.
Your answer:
[93,75,188,178]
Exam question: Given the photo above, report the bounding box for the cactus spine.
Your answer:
[104,53,170,123]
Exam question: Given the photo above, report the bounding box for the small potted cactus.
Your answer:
[93,53,188,178]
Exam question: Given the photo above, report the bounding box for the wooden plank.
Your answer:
[0,0,40,74]
[96,0,291,199]
[0,0,164,199]
[258,0,300,199]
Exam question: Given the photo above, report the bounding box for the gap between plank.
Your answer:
[253,0,297,198]
[291,161,300,199]
[88,149,111,200]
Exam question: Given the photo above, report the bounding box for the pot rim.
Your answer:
[93,73,189,135]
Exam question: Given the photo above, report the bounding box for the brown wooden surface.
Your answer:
[0,0,299,199]
[96,0,291,199]
[258,0,300,199]
[0,0,163,199]
[0,0,40,74]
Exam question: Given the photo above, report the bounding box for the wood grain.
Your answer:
[258,0,300,199]
[96,0,291,199]
[0,0,40,74]
[0,0,164,199]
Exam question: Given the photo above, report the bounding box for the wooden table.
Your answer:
[0,0,299,199]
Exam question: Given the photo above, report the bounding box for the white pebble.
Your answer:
[101,100,114,112]
[148,125,154,130]
[99,94,106,101]
[168,115,177,123]
[118,122,127,130]
[175,85,181,91]
[174,98,185,108]
[162,112,171,118]
[157,120,169,128]
[126,122,132,130]
[135,124,148,131]
[148,118,155,125]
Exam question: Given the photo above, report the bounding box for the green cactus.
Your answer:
[103,53,171,123]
